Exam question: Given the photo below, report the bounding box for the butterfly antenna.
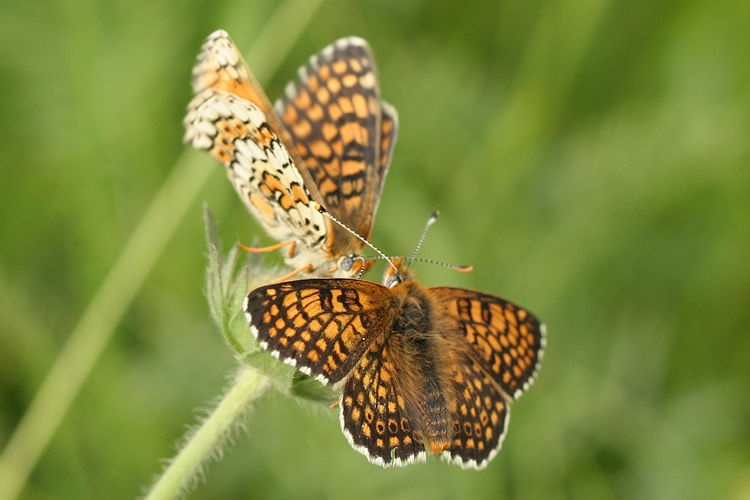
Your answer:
[412,257,473,273]
[371,255,473,273]
[313,203,398,276]
[355,257,369,280]
[408,211,439,268]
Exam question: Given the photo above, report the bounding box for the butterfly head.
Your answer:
[383,257,416,288]
[331,254,376,278]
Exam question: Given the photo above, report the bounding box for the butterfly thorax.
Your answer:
[389,280,456,454]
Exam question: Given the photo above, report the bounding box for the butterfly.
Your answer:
[184,30,398,278]
[243,258,545,469]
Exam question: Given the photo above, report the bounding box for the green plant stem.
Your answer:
[0,151,212,500]
[0,1,324,498]
[145,367,268,500]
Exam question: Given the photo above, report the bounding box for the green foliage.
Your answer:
[203,206,337,403]
[204,206,255,357]
[1,0,749,498]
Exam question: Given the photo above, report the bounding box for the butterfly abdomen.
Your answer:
[417,348,454,454]
[392,282,455,454]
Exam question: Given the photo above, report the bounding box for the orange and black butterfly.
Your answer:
[184,30,397,278]
[244,258,545,469]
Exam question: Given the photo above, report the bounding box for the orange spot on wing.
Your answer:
[316,87,330,104]
[332,60,348,74]
[322,122,338,142]
[250,194,275,221]
[339,97,353,115]
[324,321,340,339]
[326,76,341,94]
[290,184,309,204]
[310,140,332,159]
[328,103,343,122]
[294,90,311,110]
[352,93,369,119]
[307,103,324,121]
[342,74,358,87]
[293,119,312,138]
[342,159,363,177]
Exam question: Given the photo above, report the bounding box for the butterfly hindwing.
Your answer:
[441,352,510,470]
[340,334,427,467]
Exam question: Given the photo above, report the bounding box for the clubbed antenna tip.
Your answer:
[408,211,440,267]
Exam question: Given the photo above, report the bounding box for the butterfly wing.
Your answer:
[374,101,398,221]
[430,288,546,400]
[184,90,328,253]
[189,30,317,193]
[275,37,397,247]
[441,352,510,470]
[340,333,427,467]
[244,279,394,384]
[190,30,273,114]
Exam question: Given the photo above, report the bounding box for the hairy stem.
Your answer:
[145,367,268,500]
[0,1,324,498]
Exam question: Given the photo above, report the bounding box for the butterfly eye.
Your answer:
[339,255,354,272]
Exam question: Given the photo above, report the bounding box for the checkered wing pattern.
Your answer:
[442,353,510,470]
[184,90,328,252]
[275,37,397,244]
[191,30,264,105]
[340,334,427,467]
[431,288,546,399]
[189,29,305,170]
[244,279,393,384]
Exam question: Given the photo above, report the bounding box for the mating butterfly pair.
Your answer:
[184,30,545,470]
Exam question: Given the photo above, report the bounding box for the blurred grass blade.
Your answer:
[0,0,325,498]
[0,149,212,500]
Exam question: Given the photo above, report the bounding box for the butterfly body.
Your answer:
[244,269,545,469]
[372,279,465,456]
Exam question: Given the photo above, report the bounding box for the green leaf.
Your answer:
[203,205,338,402]
[290,372,339,404]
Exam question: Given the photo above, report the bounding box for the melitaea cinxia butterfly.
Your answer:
[243,255,545,469]
[184,30,397,278]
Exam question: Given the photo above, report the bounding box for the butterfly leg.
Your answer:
[237,240,297,258]
[272,263,314,283]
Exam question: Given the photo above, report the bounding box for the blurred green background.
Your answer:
[1,0,749,498]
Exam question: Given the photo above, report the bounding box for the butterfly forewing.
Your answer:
[275,37,397,243]
[430,287,546,399]
[340,334,427,467]
[191,30,264,106]
[244,279,394,384]
[189,30,309,175]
